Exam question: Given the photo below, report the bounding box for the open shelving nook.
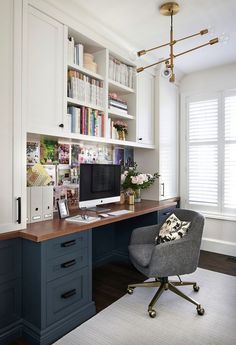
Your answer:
[64,25,150,148]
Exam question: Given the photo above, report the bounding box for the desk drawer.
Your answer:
[46,247,88,282]
[46,231,88,259]
[46,267,89,326]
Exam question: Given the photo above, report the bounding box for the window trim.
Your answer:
[180,89,236,220]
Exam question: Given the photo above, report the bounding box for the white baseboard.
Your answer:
[201,237,236,257]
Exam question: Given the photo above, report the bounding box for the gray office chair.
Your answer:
[127,209,205,318]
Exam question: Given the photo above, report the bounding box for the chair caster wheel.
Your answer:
[127,288,134,295]
[193,284,200,292]
[148,309,157,318]
[197,305,205,315]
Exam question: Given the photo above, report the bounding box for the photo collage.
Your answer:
[26,139,134,210]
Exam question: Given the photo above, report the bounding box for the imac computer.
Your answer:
[79,163,121,211]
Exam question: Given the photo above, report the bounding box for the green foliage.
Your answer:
[121,162,160,191]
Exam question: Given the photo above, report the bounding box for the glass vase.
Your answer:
[134,188,141,202]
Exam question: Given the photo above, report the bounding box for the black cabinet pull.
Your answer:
[16,197,21,224]
[61,289,76,299]
[61,259,76,268]
[59,123,64,128]
[138,137,143,141]
[61,239,76,248]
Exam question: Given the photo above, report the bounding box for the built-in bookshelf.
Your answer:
[64,26,145,146]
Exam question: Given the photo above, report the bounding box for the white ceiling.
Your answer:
[66,0,236,75]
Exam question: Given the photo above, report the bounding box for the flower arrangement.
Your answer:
[113,120,128,134]
[121,162,160,191]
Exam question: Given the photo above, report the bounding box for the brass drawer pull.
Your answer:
[61,289,76,299]
[61,239,76,247]
[61,259,76,268]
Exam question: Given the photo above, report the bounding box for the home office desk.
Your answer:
[0,199,178,345]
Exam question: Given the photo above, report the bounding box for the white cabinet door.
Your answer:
[0,0,26,233]
[27,6,64,135]
[136,72,154,145]
[158,78,179,200]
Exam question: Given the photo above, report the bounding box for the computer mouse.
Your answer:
[99,213,109,218]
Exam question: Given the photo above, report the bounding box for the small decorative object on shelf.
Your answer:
[121,162,160,202]
[113,120,128,141]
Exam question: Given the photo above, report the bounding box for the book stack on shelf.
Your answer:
[108,93,128,114]
[109,55,135,89]
[68,70,104,107]
[68,106,105,137]
[67,36,84,66]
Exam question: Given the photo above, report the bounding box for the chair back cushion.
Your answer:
[155,213,191,244]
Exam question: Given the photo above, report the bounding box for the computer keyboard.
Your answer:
[107,209,134,216]
[65,215,99,224]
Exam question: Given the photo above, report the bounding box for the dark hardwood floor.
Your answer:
[9,250,236,345]
[92,250,236,313]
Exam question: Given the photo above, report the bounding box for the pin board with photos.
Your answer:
[26,138,134,210]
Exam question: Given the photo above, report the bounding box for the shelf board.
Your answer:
[68,63,104,81]
[69,133,107,143]
[108,108,134,120]
[67,97,104,112]
[108,79,135,94]
[28,130,155,149]
[107,138,155,149]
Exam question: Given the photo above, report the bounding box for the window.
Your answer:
[183,90,236,217]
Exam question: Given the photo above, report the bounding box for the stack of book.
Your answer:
[67,36,84,66]
[68,70,104,107]
[68,106,105,137]
[108,93,128,114]
[109,56,135,89]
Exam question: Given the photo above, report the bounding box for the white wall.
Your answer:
[180,63,236,257]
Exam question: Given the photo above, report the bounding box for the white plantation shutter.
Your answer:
[188,145,218,206]
[224,94,236,211]
[187,98,218,210]
[185,91,236,216]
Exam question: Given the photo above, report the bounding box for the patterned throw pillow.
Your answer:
[155,213,191,244]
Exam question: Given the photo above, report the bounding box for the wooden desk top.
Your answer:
[0,199,179,242]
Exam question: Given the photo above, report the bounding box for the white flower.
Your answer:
[131,176,139,184]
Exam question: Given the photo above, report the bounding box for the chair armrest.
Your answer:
[130,224,161,245]
[149,236,201,277]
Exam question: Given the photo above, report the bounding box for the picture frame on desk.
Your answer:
[57,199,70,219]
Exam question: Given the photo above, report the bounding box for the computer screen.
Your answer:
[79,163,121,209]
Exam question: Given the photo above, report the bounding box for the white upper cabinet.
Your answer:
[25,2,155,149]
[134,70,179,201]
[0,0,26,233]
[158,76,179,200]
[136,72,155,145]
[27,6,64,135]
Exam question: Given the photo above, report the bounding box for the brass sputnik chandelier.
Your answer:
[137,2,219,82]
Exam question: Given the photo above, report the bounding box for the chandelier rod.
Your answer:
[170,9,174,81]
[136,38,218,73]
[137,29,209,57]
[174,38,219,58]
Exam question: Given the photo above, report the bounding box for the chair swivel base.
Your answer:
[127,277,205,318]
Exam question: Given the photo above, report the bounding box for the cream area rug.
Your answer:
[54,268,236,345]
